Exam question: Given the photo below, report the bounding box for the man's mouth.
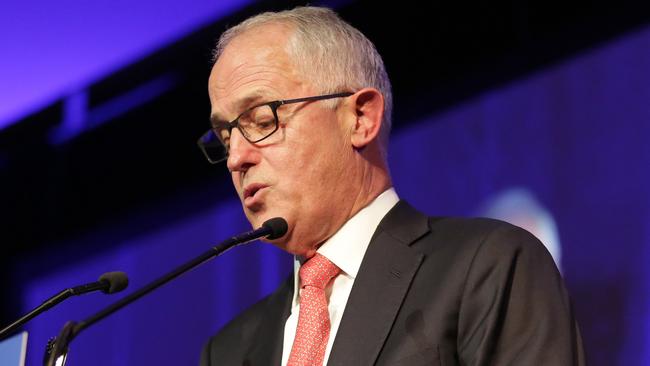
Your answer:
[243,183,268,208]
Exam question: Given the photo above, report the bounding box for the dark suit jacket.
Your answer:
[201,201,585,365]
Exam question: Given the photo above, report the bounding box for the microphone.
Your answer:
[0,271,129,340]
[263,217,289,240]
[71,272,129,295]
[44,217,288,366]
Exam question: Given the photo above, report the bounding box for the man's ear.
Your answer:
[349,88,385,149]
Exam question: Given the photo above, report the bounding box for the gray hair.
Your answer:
[213,6,393,151]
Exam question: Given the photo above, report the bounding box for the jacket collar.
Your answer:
[327,200,430,365]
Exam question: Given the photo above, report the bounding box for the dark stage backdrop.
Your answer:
[12,24,650,366]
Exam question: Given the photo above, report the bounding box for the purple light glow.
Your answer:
[0,0,255,131]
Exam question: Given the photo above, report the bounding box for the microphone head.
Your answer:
[262,217,288,240]
[98,271,129,294]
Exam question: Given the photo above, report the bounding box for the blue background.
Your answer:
[2,1,649,365]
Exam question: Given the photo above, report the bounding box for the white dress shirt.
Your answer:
[280,188,400,366]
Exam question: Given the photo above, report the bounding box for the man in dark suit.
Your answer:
[198,6,584,366]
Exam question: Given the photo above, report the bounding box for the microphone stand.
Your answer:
[44,219,285,366]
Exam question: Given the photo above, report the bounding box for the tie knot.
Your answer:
[299,253,340,289]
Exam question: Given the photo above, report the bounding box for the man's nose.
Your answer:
[226,129,260,172]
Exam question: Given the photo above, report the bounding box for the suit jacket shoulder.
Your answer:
[330,201,584,366]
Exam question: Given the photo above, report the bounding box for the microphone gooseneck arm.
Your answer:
[45,218,287,366]
[0,271,128,340]
[71,217,286,341]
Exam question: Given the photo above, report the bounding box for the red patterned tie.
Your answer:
[287,253,341,366]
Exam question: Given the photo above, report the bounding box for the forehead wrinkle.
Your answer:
[212,68,297,122]
[218,63,292,95]
[216,45,297,91]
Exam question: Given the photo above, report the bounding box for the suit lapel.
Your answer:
[327,201,429,366]
[245,276,294,366]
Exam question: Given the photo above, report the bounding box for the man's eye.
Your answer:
[255,119,275,129]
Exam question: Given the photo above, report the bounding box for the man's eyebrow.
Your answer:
[210,93,269,127]
[209,114,227,128]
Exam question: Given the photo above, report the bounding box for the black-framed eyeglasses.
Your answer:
[197,92,353,164]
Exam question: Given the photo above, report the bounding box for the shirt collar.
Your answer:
[291,188,400,301]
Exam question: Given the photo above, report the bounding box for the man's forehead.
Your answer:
[207,23,315,122]
[209,61,280,120]
[209,63,308,122]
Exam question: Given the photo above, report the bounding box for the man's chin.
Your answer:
[245,210,277,232]
[243,206,264,226]
[244,208,295,245]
